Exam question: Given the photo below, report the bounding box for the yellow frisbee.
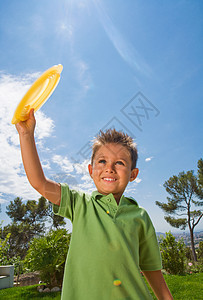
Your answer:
[11,64,63,124]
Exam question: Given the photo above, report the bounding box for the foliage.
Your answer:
[6,197,26,222]
[6,196,66,231]
[24,228,71,287]
[197,241,203,260]
[186,260,203,274]
[0,228,25,275]
[159,232,186,275]
[47,203,66,230]
[184,246,193,260]
[12,256,25,276]
[197,158,203,192]
[156,158,203,261]
[2,222,38,259]
[2,197,65,260]
[0,231,11,265]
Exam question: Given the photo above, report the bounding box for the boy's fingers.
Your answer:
[15,120,22,128]
[29,109,36,124]
[15,121,23,133]
[29,108,35,118]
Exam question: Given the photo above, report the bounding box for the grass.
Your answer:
[0,273,202,299]
[146,273,203,300]
[0,284,61,300]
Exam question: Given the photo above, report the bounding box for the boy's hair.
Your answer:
[91,129,138,169]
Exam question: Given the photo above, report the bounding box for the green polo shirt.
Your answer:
[53,183,162,300]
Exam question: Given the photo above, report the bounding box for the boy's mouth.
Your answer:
[102,177,117,182]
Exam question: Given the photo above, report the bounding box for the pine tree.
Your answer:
[156,159,203,261]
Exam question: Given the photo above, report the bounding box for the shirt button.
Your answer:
[113,279,122,286]
[107,198,111,202]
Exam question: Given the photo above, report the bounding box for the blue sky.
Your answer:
[0,0,202,233]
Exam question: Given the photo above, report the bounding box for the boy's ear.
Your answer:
[130,168,139,182]
[88,164,93,178]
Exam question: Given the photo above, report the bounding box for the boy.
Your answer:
[16,109,173,300]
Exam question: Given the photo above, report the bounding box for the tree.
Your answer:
[6,197,26,222]
[47,202,66,230]
[156,159,203,262]
[4,197,47,259]
[3,222,38,259]
[6,196,65,231]
[185,247,193,261]
[197,158,203,196]
[25,198,47,234]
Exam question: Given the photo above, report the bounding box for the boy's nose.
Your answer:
[105,162,115,173]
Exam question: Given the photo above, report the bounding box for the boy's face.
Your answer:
[88,143,139,203]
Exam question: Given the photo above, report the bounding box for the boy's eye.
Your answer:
[98,159,106,164]
[116,161,124,165]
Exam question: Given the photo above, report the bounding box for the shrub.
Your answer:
[197,241,203,260]
[0,232,11,265]
[185,246,193,260]
[0,230,26,275]
[186,260,203,274]
[24,228,71,287]
[159,232,185,275]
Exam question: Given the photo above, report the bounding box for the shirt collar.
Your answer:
[91,191,139,206]
[91,190,104,199]
[91,191,116,203]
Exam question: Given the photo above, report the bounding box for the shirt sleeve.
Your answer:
[138,210,162,271]
[52,183,81,222]
[139,231,162,271]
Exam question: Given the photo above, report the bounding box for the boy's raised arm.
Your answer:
[15,109,61,205]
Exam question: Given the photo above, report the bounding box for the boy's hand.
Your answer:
[15,109,36,136]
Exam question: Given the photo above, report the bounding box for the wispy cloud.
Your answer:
[92,0,152,77]
[125,177,142,195]
[56,2,93,98]
[52,154,74,173]
[145,156,153,162]
[50,156,94,194]
[76,60,92,94]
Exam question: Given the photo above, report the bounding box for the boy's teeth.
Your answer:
[104,178,116,181]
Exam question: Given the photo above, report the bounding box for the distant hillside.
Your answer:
[156,231,203,247]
